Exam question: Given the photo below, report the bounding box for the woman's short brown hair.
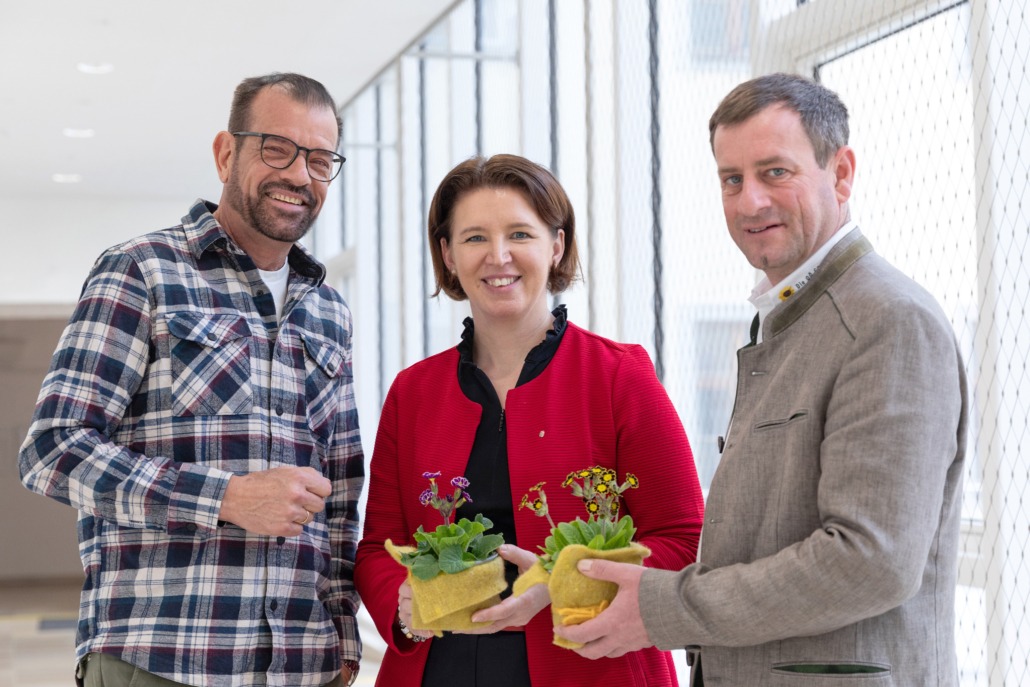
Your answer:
[428,154,580,301]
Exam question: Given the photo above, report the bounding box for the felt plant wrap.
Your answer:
[386,472,506,635]
[512,467,650,649]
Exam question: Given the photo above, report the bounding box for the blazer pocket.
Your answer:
[753,410,809,432]
[772,662,890,677]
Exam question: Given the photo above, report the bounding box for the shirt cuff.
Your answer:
[166,463,233,535]
[334,613,362,663]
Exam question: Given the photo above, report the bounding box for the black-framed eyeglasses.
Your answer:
[232,131,345,182]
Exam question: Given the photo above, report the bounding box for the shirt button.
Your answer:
[270,600,278,612]
[206,332,216,341]
[277,536,286,545]
[276,406,284,416]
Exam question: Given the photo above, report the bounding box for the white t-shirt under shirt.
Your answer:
[747,221,857,345]
[258,262,290,323]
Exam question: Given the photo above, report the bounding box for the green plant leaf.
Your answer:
[412,529,441,555]
[605,528,631,549]
[437,534,465,550]
[410,553,441,580]
[434,523,460,538]
[573,520,596,545]
[438,545,475,574]
[399,508,504,576]
[472,533,504,559]
[456,517,485,538]
[559,520,584,545]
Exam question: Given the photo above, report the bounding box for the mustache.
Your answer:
[261,182,315,207]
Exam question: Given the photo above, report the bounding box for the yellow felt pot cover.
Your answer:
[513,542,650,649]
[385,539,508,635]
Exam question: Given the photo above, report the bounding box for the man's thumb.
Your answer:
[577,558,610,579]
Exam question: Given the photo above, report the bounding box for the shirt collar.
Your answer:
[748,221,858,344]
[181,199,326,284]
[458,305,568,366]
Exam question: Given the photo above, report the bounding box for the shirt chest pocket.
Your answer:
[301,331,348,443]
[166,312,253,417]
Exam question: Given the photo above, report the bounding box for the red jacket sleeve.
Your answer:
[354,376,413,655]
[612,345,704,571]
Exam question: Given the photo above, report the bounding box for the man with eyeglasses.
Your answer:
[19,73,363,687]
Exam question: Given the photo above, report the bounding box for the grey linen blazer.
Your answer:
[639,229,968,686]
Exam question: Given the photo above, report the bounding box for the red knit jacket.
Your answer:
[355,322,704,687]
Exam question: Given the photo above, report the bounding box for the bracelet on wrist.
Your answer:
[397,606,429,643]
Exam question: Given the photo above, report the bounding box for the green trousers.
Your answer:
[78,653,346,687]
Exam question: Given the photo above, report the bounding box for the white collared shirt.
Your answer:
[748,221,858,344]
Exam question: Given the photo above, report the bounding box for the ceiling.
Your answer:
[0,0,457,203]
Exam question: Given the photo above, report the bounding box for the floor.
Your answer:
[0,578,80,687]
[0,578,385,687]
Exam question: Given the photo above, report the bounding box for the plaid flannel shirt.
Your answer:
[19,200,364,687]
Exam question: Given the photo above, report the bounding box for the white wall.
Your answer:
[0,196,201,580]
[0,196,197,305]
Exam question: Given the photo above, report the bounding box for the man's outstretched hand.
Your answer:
[552,558,653,659]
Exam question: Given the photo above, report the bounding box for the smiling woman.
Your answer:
[441,185,564,331]
[354,154,705,687]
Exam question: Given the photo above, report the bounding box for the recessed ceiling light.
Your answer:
[76,62,114,75]
[52,173,83,184]
[63,128,96,138]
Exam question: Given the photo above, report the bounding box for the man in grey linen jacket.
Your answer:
[555,73,968,686]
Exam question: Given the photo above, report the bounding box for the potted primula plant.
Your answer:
[385,472,506,636]
[512,466,649,649]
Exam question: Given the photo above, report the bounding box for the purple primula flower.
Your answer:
[418,470,478,525]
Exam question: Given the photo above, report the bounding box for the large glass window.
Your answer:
[325,1,1030,683]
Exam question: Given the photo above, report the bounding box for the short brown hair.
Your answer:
[709,72,849,167]
[427,154,580,301]
[228,72,343,145]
